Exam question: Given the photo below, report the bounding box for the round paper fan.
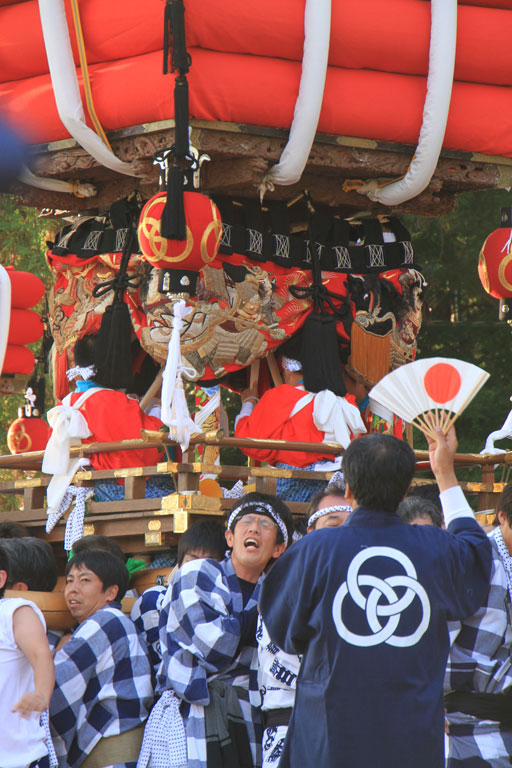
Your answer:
[368,358,490,437]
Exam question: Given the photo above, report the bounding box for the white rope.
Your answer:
[482,403,512,455]
[37,0,139,177]
[260,0,332,192]
[19,166,97,197]
[354,0,457,205]
[160,300,201,451]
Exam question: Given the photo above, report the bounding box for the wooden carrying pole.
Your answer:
[139,368,163,412]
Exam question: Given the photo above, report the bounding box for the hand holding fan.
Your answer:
[368,358,489,439]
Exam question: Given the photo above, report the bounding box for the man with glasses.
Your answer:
[138,492,292,768]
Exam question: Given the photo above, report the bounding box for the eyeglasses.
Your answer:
[237,515,277,531]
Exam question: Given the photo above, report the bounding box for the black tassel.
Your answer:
[163,2,172,74]
[95,302,134,391]
[169,0,189,73]
[92,229,137,390]
[174,76,189,157]
[301,313,347,397]
[161,165,186,240]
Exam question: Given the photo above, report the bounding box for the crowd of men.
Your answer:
[4,422,512,768]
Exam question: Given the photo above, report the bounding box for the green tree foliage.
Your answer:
[404,188,512,454]
[0,197,56,511]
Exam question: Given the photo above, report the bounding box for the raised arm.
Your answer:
[427,425,492,619]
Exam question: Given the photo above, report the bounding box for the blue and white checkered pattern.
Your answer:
[130,586,167,677]
[445,535,512,765]
[94,475,175,502]
[275,463,325,502]
[49,604,154,768]
[156,557,263,768]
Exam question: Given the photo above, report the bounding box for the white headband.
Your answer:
[227,502,288,546]
[308,504,352,528]
[280,355,302,372]
[66,365,97,381]
[326,471,345,492]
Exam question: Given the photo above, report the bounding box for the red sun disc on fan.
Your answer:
[423,362,462,405]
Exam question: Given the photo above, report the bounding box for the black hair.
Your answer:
[496,482,512,527]
[292,516,308,540]
[407,483,442,511]
[397,496,444,528]
[66,549,129,601]
[0,544,9,598]
[177,520,226,566]
[73,335,110,389]
[2,537,58,592]
[300,315,347,397]
[228,491,293,545]
[343,433,416,514]
[72,534,127,563]
[0,521,28,538]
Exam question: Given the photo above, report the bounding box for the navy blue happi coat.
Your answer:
[260,508,491,768]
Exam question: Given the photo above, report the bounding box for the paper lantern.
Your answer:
[138,191,222,271]
[7,268,45,308]
[7,308,43,345]
[1,268,45,376]
[7,416,50,454]
[478,228,512,299]
[2,345,35,374]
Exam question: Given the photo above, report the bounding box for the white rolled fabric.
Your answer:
[261,0,331,189]
[312,390,367,448]
[482,406,512,455]
[42,388,100,515]
[37,0,139,177]
[43,404,92,475]
[160,300,201,451]
[0,264,11,375]
[20,166,97,197]
[355,0,457,205]
[290,389,366,448]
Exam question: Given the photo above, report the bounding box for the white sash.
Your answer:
[289,389,366,449]
[43,387,105,515]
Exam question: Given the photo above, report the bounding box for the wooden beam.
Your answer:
[13,120,512,215]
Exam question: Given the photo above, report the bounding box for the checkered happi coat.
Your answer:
[156,556,263,768]
[445,535,512,766]
[130,586,167,677]
[50,604,154,768]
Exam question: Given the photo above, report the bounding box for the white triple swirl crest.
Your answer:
[332,546,431,647]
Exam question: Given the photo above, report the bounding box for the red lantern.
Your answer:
[7,416,50,454]
[2,345,35,375]
[478,228,512,299]
[138,191,222,271]
[1,267,45,376]
[8,268,45,308]
[7,309,43,345]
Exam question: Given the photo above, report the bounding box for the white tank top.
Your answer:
[0,597,48,768]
